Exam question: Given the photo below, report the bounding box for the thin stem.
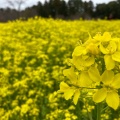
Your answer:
[101,106,109,113]
[97,103,101,120]
[84,100,93,120]
[87,112,93,120]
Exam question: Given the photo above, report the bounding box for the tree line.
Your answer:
[0,0,120,22]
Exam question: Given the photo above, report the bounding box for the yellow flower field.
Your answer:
[0,17,120,120]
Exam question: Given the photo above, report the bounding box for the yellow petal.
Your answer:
[63,67,77,84]
[84,56,95,67]
[102,32,111,41]
[64,88,75,100]
[112,73,120,89]
[86,43,99,55]
[73,89,80,105]
[101,70,114,85]
[108,41,117,53]
[100,44,109,54]
[93,32,102,41]
[72,46,86,57]
[106,91,119,110]
[88,67,101,82]
[79,71,92,87]
[112,51,120,62]
[93,88,107,103]
[60,82,70,92]
[104,55,115,70]
[73,56,85,70]
[117,40,120,51]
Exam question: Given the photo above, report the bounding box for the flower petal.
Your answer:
[108,41,117,53]
[79,71,92,87]
[111,73,120,89]
[102,32,111,41]
[63,67,77,84]
[106,91,119,110]
[93,88,107,103]
[84,56,95,67]
[86,43,99,55]
[100,44,109,54]
[73,89,80,105]
[104,55,115,70]
[88,67,101,82]
[60,82,70,92]
[73,56,85,70]
[72,46,86,57]
[101,70,114,85]
[64,88,75,100]
[112,51,120,62]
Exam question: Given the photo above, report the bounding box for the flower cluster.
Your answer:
[59,32,120,110]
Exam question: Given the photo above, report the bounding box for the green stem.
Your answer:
[87,112,93,120]
[84,101,93,120]
[101,106,109,113]
[97,103,101,120]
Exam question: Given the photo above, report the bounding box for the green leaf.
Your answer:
[88,66,101,82]
[73,89,80,105]
[104,55,115,70]
[93,88,107,103]
[112,51,120,62]
[106,91,119,110]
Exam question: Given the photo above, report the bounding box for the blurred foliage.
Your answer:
[1,0,120,22]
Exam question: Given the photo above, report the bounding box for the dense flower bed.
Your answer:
[0,17,120,120]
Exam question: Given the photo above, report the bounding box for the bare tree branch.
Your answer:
[7,0,15,8]
[6,0,27,12]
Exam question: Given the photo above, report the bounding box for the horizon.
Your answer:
[0,0,116,10]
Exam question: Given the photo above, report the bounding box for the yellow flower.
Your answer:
[72,45,87,57]
[59,81,80,105]
[59,67,93,104]
[86,43,100,55]
[88,66,101,83]
[93,70,120,110]
[72,55,95,70]
[85,32,111,48]
[63,67,78,85]
[63,67,93,87]
[100,40,120,70]
[93,32,111,43]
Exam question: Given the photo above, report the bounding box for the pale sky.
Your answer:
[0,0,116,10]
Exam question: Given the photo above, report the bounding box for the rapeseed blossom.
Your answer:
[60,32,120,110]
[1,18,120,119]
[59,67,93,104]
[100,38,120,70]
[93,70,120,110]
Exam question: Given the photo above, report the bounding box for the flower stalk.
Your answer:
[97,103,101,120]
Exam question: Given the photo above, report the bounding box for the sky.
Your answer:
[0,0,116,10]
